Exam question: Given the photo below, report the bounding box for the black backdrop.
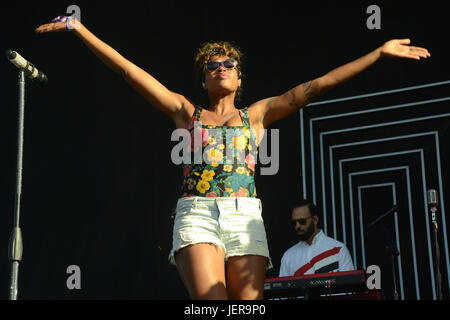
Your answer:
[0,1,449,299]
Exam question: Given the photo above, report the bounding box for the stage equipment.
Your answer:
[367,205,400,300]
[5,49,47,300]
[427,189,443,300]
[264,270,382,300]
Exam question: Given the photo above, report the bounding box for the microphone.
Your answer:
[427,189,438,225]
[427,189,438,207]
[5,49,48,84]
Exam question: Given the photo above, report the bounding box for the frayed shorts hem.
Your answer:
[168,242,273,270]
[168,196,273,270]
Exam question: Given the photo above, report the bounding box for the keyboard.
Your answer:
[264,270,369,299]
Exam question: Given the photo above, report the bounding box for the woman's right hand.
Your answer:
[35,21,69,34]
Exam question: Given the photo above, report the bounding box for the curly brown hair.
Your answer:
[194,41,244,101]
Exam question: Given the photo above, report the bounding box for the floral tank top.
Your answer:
[180,106,258,198]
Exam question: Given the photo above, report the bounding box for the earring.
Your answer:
[202,82,206,89]
[238,79,241,86]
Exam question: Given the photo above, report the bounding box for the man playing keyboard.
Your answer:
[279,200,354,277]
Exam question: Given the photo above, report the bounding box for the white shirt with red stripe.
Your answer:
[279,230,354,277]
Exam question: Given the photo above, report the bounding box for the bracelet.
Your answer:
[51,15,79,31]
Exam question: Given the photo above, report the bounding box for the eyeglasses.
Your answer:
[204,59,237,72]
[291,216,312,226]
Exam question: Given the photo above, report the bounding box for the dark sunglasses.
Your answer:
[204,59,237,72]
[291,216,312,226]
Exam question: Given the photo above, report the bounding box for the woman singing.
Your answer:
[35,15,429,300]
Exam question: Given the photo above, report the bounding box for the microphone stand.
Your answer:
[8,70,25,300]
[383,226,400,300]
[430,204,443,300]
[367,205,400,300]
[6,50,47,300]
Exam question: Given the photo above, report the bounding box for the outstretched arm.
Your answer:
[253,39,430,128]
[35,19,194,120]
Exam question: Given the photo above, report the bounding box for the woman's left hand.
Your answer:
[380,39,430,60]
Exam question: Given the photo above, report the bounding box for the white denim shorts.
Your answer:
[169,196,273,270]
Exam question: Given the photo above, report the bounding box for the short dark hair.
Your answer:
[290,199,320,218]
[194,41,244,101]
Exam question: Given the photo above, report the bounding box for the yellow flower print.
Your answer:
[201,169,215,181]
[205,147,224,163]
[235,167,246,174]
[208,137,216,145]
[186,178,195,190]
[243,127,251,138]
[233,136,246,150]
[223,164,233,172]
[196,180,210,194]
